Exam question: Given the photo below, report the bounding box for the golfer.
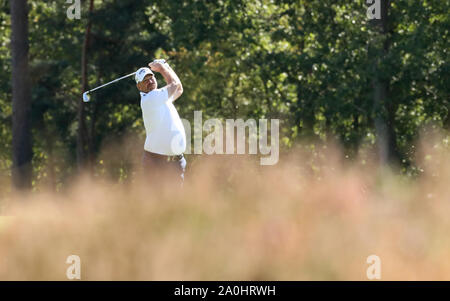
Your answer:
[135,60,186,186]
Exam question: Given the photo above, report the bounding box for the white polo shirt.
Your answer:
[140,87,186,155]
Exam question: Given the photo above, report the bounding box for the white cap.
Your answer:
[135,67,154,84]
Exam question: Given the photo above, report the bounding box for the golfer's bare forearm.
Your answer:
[160,65,182,87]
[159,64,183,100]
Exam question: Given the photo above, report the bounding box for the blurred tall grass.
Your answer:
[0,131,449,280]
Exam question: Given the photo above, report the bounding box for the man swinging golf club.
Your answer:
[135,59,186,186]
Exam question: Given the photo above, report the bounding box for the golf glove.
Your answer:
[153,59,167,65]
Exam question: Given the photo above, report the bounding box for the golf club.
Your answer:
[82,59,167,102]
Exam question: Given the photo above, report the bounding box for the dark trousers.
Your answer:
[141,151,186,187]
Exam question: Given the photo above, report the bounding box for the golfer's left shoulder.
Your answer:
[141,88,169,106]
[141,87,165,98]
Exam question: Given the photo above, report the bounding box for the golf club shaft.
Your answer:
[86,72,136,94]
[83,59,168,100]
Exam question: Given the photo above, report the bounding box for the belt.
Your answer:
[144,151,184,162]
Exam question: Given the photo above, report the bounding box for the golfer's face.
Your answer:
[142,74,157,92]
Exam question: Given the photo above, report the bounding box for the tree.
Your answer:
[10,0,32,189]
[369,0,401,165]
[77,0,94,170]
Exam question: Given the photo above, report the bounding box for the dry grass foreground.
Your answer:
[0,136,449,280]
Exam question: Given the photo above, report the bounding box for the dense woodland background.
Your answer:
[1,0,449,189]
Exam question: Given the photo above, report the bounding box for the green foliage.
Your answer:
[1,0,449,186]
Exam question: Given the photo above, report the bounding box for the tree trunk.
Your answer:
[370,0,400,166]
[88,68,102,162]
[10,0,32,189]
[77,0,94,171]
[445,108,450,130]
[296,81,314,137]
[45,124,56,191]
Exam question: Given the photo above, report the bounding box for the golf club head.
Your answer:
[82,92,90,102]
